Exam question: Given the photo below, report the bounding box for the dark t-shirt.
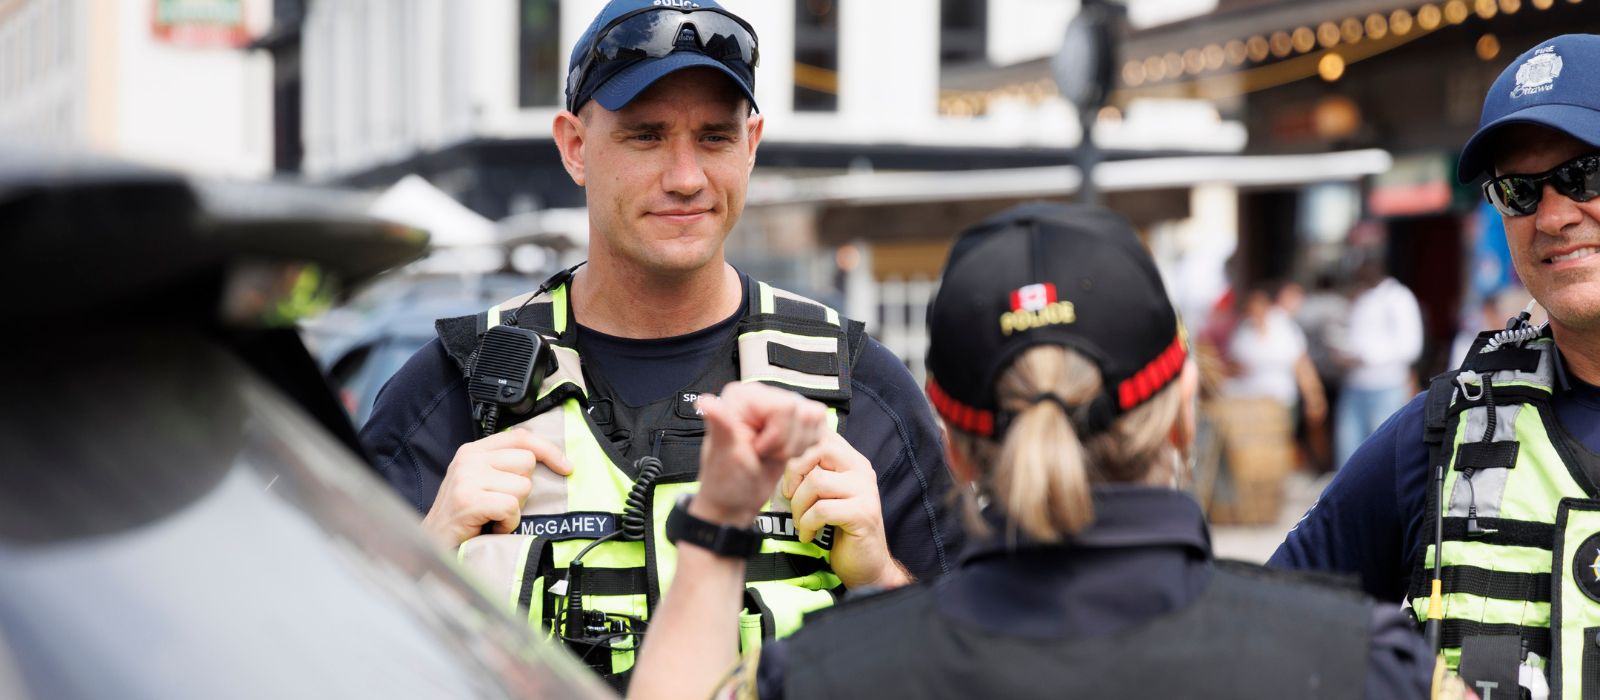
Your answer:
[575,305,741,408]
[1269,355,1600,602]
[358,281,962,581]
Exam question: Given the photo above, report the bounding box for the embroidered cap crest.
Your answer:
[1511,46,1563,99]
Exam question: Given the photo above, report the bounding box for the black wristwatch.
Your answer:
[665,495,761,559]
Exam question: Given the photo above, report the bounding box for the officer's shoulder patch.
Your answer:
[1572,532,1600,604]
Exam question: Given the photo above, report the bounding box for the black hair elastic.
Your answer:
[993,392,1115,438]
[1030,393,1073,414]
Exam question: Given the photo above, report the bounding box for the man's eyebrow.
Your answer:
[701,121,740,134]
[616,120,668,132]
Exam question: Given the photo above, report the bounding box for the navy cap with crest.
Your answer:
[566,0,759,114]
[924,203,1187,439]
[1458,34,1600,182]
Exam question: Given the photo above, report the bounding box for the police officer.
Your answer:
[1272,34,1600,697]
[359,0,960,689]
[631,203,1437,699]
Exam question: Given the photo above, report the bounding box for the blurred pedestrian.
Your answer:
[1296,272,1353,386]
[1330,256,1423,469]
[1272,34,1600,695]
[630,204,1436,700]
[1223,280,1328,433]
[1294,272,1351,471]
[358,0,960,688]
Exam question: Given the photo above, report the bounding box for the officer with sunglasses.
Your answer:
[359,0,962,689]
[1272,34,1600,697]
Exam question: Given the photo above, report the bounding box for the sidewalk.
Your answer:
[1210,470,1328,563]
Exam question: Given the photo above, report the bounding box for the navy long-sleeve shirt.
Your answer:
[1270,361,1600,603]
[358,282,962,582]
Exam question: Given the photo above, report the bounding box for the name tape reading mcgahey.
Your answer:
[518,512,621,540]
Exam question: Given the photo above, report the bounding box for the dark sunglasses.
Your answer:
[565,7,759,113]
[1482,152,1600,217]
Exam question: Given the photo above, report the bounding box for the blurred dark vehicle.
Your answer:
[0,150,613,700]
[304,272,536,429]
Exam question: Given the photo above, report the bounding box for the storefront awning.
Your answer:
[747,148,1393,208]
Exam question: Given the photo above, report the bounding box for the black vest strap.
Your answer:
[745,552,830,582]
[846,319,868,366]
[502,303,554,334]
[1423,371,1458,450]
[1440,565,1551,602]
[516,537,553,613]
[549,566,650,596]
[1462,346,1543,374]
[743,588,777,640]
[768,343,839,375]
[1442,619,1552,659]
[1441,516,1555,550]
[1455,441,1521,471]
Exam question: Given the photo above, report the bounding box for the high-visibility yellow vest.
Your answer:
[435,272,863,689]
[1410,328,1600,698]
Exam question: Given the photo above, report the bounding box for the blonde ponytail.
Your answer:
[951,346,1184,543]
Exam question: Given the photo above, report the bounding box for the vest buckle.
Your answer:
[1457,370,1486,402]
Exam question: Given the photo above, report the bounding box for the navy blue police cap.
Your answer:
[1458,34,1600,182]
[566,0,759,114]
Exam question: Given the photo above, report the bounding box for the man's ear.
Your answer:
[745,112,764,175]
[553,110,587,187]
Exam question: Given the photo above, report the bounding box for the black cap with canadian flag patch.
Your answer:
[925,203,1186,438]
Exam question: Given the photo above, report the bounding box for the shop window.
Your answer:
[940,0,986,65]
[518,0,561,108]
[794,0,838,112]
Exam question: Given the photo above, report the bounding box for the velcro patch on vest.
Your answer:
[586,398,614,425]
[1465,347,1542,373]
[675,392,705,420]
[1574,532,1600,604]
[516,512,622,541]
[1458,634,1521,700]
[1455,441,1520,470]
[754,512,833,550]
[768,344,839,375]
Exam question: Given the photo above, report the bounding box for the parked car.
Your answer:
[0,149,612,700]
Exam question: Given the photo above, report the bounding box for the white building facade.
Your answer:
[0,0,274,178]
[296,0,1381,381]
[305,0,1079,181]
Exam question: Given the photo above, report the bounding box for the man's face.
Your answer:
[566,69,761,276]
[1494,125,1600,331]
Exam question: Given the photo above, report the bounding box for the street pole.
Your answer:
[1052,0,1122,207]
[1077,104,1102,206]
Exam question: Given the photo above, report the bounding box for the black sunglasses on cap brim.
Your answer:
[1483,152,1600,218]
[566,7,759,114]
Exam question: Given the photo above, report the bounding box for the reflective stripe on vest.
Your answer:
[456,279,848,680]
[1407,337,1600,697]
